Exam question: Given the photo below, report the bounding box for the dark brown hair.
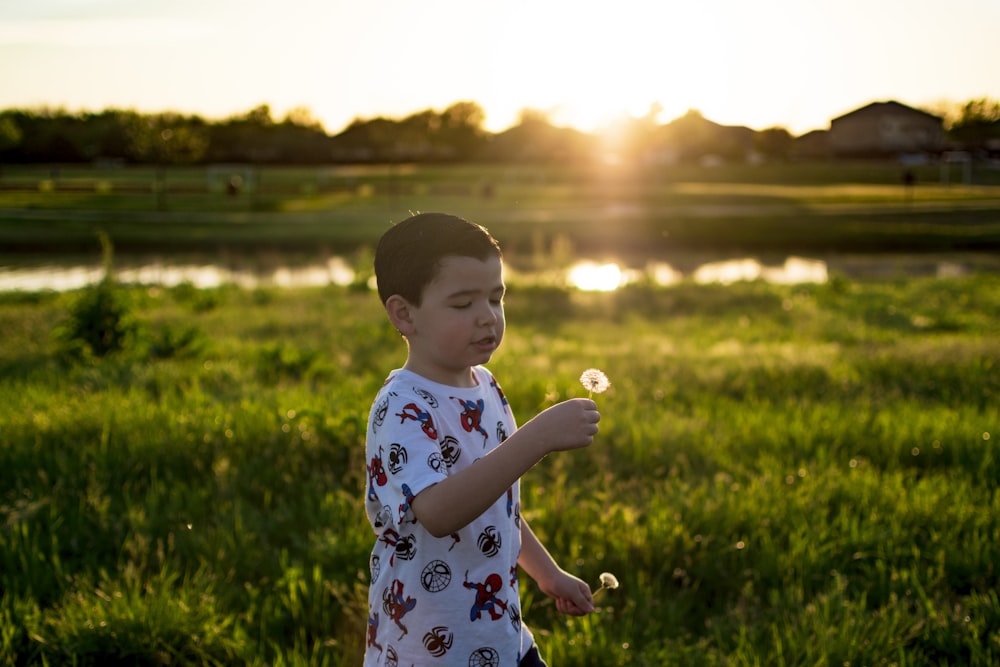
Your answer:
[374,212,502,305]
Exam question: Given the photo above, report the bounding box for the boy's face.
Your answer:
[399,254,505,387]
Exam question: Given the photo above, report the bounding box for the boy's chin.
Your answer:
[471,339,500,358]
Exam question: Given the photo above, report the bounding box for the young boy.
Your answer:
[364,212,600,666]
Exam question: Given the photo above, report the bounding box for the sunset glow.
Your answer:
[1,0,998,136]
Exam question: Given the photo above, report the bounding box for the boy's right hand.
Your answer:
[521,398,600,453]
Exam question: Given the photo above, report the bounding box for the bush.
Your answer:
[56,233,135,358]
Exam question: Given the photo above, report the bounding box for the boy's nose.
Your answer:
[477,305,498,325]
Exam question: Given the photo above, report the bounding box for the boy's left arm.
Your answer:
[518,518,594,616]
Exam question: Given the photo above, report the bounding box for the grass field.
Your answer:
[1,270,998,665]
[3,162,1000,261]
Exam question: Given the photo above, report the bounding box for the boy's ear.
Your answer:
[385,295,416,335]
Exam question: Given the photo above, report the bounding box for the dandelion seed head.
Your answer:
[580,368,610,395]
[599,572,619,590]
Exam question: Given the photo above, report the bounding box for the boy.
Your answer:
[364,212,600,666]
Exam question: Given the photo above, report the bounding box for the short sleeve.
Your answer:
[367,389,449,527]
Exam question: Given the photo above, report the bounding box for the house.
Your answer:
[828,100,945,158]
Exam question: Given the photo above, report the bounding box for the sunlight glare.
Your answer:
[568,261,625,291]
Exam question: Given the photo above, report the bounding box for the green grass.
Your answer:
[3,162,1000,258]
[1,272,998,665]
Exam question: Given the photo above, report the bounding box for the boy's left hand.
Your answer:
[540,569,595,616]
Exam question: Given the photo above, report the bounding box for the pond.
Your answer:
[0,252,997,293]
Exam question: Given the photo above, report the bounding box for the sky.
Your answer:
[1,0,999,137]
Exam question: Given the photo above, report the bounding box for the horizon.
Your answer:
[0,97,962,140]
[1,0,999,137]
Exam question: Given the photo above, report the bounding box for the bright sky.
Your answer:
[1,0,999,136]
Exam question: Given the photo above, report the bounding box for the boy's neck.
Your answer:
[402,360,478,388]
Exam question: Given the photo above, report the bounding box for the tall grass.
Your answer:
[1,273,998,665]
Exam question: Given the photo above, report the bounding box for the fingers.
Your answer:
[556,596,594,616]
[554,581,595,616]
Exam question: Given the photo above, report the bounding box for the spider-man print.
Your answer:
[464,571,508,621]
[422,625,453,658]
[427,450,445,473]
[372,396,389,432]
[379,529,416,566]
[366,611,383,655]
[396,403,437,440]
[373,505,391,530]
[508,603,522,632]
[452,396,488,443]
[489,376,510,413]
[387,442,407,474]
[367,446,387,501]
[379,529,400,559]
[413,386,439,408]
[496,420,508,443]
[398,484,417,523]
[382,579,416,639]
[439,435,461,468]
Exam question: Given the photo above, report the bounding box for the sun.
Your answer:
[483,1,738,134]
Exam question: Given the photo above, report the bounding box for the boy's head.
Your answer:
[374,212,502,305]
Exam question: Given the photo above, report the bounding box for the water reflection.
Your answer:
[567,262,627,291]
[691,256,828,286]
[0,257,356,292]
[565,256,827,290]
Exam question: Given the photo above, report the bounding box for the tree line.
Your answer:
[0,98,997,166]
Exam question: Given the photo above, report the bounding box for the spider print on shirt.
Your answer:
[367,446,387,501]
[396,403,438,440]
[382,579,416,640]
[452,396,488,445]
[464,571,508,621]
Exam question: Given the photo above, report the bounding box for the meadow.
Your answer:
[1,267,998,665]
[3,162,1000,263]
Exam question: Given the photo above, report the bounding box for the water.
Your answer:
[0,252,996,293]
[0,256,357,292]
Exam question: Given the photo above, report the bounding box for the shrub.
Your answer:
[57,233,135,358]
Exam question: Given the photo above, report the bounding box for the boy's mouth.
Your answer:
[473,335,497,349]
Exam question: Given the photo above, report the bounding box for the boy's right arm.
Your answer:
[410,398,599,538]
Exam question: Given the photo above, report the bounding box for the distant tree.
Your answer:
[438,101,487,161]
[956,98,1000,125]
[948,98,1000,151]
[485,108,595,163]
[207,104,279,163]
[282,106,324,131]
[241,104,274,126]
[330,116,399,162]
[0,112,22,160]
[121,112,209,164]
[395,109,439,159]
[755,127,794,161]
[78,109,136,160]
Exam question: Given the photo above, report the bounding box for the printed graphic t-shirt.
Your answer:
[363,366,532,666]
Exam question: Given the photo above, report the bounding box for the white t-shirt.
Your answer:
[364,366,533,666]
